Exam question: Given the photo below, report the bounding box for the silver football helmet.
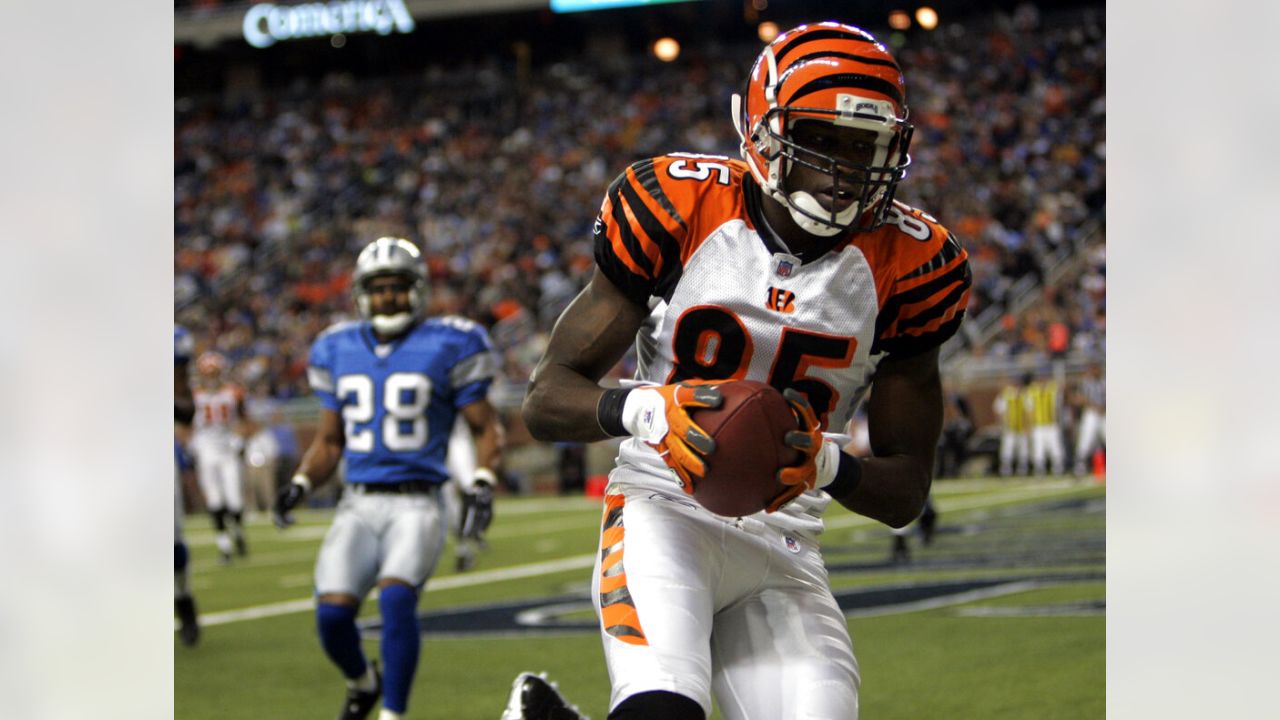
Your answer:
[353,237,428,336]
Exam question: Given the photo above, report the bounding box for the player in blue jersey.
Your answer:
[174,325,200,646]
[273,237,505,720]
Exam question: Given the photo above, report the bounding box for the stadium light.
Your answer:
[653,37,681,62]
[916,6,939,30]
[888,9,911,30]
[758,21,779,43]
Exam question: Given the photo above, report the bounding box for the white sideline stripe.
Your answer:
[184,501,602,547]
[824,484,1094,531]
[844,580,1044,618]
[195,483,1099,628]
[197,554,597,627]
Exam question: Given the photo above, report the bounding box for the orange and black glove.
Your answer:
[600,380,723,493]
[768,389,843,512]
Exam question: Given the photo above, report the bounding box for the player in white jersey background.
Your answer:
[190,350,253,563]
[272,237,505,720]
[507,22,971,720]
[1072,362,1105,476]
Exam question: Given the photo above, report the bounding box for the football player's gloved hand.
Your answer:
[459,471,496,541]
[621,380,723,494]
[769,389,841,513]
[273,475,309,529]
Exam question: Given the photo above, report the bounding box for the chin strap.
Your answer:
[372,313,414,335]
[787,191,849,237]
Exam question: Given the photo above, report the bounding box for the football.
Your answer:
[688,380,802,517]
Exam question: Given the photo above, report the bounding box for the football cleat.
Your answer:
[339,661,382,720]
[500,672,588,720]
[175,595,200,647]
[455,541,477,573]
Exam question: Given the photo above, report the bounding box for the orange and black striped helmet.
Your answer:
[732,22,913,235]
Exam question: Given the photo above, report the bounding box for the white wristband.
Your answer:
[620,388,669,443]
[813,440,843,489]
[291,473,312,493]
[474,467,498,486]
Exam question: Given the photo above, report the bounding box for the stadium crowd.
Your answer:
[174,4,1104,405]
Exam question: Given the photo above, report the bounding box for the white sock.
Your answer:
[348,665,378,692]
[378,710,402,720]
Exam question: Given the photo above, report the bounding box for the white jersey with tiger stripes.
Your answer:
[616,215,899,536]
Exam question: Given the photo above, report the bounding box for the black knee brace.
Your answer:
[609,691,704,720]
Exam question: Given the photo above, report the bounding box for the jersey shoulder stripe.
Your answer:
[594,154,748,303]
[868,205,972,357]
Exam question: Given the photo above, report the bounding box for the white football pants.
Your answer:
[998,430,1030,476]
[592,479,859,720]
[1031,425,1065,475]
[314,485,447,597]
[194,447,244,513]
[1073,409,1106,473]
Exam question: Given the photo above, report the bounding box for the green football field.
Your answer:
[175,477,1105,719]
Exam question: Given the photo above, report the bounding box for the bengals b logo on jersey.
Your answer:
[766,287,796,314]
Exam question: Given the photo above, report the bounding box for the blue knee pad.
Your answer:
[315,602,367,680]
[378,584,421,713]
[174,542,188,573]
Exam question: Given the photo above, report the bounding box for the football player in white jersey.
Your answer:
[273,237,505,720]
[508,22,971,720]
[191,350,252,563]
[1071,362,1105,476]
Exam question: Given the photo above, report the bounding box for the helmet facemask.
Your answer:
[353,237,428,336]
[356,273,424,336]
[743,100,912,236]
[775,105,912,235]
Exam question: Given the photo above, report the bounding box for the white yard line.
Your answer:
[193,482,1100,628]
[197,554,597,627]
[844,580,1044,618]
[825,483,1096,531]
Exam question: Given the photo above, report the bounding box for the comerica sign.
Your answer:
[243,0,416,48]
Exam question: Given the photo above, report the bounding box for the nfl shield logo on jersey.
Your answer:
[772,252,800,278]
